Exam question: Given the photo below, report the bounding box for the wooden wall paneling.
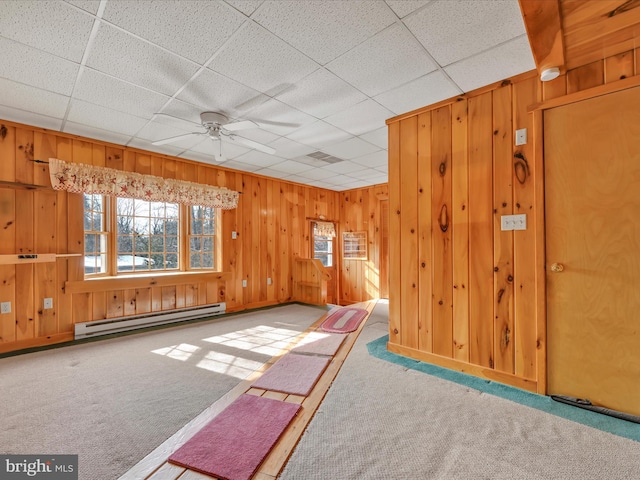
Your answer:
[151,286,163,312]
[451,99,470,362]
[15,127,34,185]
[296,186,307,260]
[105,147,123,170]
[542,74,567,101]
[107,290,124,318]
[242,175,253,305]
[253,177,263,303]
[365,187,378,299]
[15,264,34,340]
[279,183,291,302]
[492,84,515,374]
[161,286,176,310]
[92,144,106,167]
[133,288,150,315]
[150,155,163,177]
[178,161,197,182]
[15,190,34,254]
[56,258,72,332]
[0,189,16,253]
[163,158,176,179]
[399,116,419,349]
[566,60,604,94]
[123,150,136,172]
[224,172,240,308]
[35,191,57,253]
[92,291,107,320]
[518,0,565,73]
[175,285,186,309]
[124,288,138,315]
[72,139,93,165]
[431,106,454,357]
[259,178,268,302]
[266,179,276,301]
[468,92,495,368]
[388,121,401,345]
[513,76,540,380]
[604,50,635,83]
[66,191,84,280]
[185,283,197,307]
[416,112,433,352]
[0,265,16,342]
[33,132,56,186]
[36,262,58,334]
[0,122,16,181]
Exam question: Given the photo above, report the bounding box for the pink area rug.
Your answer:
[291,332,346,356]
[168,394,300,480]
[320,307,368,333]
[252,353,330,396]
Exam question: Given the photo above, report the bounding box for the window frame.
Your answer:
[311,221,335,268]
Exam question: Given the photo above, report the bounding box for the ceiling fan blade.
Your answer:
[226,134,276,155]
[223,119,259,132]
[152,132,203,146]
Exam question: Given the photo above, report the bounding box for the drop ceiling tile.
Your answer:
[0,106,62,131]
[65,0,101,15]
[287,120,352,149]
[348,168,389,181]
[229,128,281,147]
[67,99,148,136]
[135,121,205,149]
[295,167,338,181]
[319,174,359,186]
[233,150,285,168]
[267,160,315,175]
[0,37,79,96]
[386,0,432,18]
[351,150,389,168]
[327,23,437,97]
[223,0,262,16]
[320,160,367,175]
[208,21,318,94]
[358,127,388,150]
[252,168,290,180]
[86,23,199,96]
[324,100,394,136]
[216,159,261,173]
[405,0,528,66]
[374,70,461,115]
[126,137,186,157]
[158,100,209,127]
[376,164,389,174]
[267,137,315,160]
[335,179,373,190]
[75,68,170,118]
[304,179,335,189]
[177,69,265,118]
[179,150,221,166]
[190,138,251,160]
[0,78,69,119]
[322,137,380,160]
[275,68,367,119]
[64,121,133,146]
[0,1,94,63]
[103,1,245,64]
[244,99,316,137]
[252,1,396,65]
[445,35,535,93]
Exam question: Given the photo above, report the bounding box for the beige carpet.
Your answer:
[0,304,326,480]
[280,300,640,480]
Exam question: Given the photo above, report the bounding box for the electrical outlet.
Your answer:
[267,277,272,285]
[232,231,237,239]
[515,128,527,146]
[242,279,247,288]
[44,298,53,309]
[1,302,11,314]
[501,214,527,231]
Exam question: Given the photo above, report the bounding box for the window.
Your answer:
[84,194,107,275]
[189,205,216,269]
[83,194,219,276]
[343,231,367,260]
[312,221,334,267]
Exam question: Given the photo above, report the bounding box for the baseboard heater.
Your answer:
[74,302,226,340]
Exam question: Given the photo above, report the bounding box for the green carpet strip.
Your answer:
[367,335,640,443]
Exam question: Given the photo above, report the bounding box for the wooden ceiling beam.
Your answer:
[519,0,566,75]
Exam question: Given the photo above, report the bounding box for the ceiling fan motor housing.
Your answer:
[200,112,229,128]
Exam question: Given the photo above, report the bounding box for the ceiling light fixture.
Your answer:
[540,67,560,82]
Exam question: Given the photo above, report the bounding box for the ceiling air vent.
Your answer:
[306,151,344,164]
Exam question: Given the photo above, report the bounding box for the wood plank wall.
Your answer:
[339,184,389,305]
[386,45,640,393]
[0,121,345,353]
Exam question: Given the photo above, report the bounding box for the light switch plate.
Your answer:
[44,298,53,309]
[515,128,527,146]
[1,302,11,314]
[501,214,527,231]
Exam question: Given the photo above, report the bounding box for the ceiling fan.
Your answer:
[151,111,276,158]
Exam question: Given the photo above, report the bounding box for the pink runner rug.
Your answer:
[252,353,330,396]
[168,394,300,480]
[291,332,346,356]
[320,307,368,333]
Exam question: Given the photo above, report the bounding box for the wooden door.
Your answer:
[311,222,337,305]
[545,86,640,416]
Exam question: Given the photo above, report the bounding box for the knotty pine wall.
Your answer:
[386,45,640,394]
[0,120,347,353]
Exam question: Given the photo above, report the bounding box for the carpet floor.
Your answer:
[0,304,326,480]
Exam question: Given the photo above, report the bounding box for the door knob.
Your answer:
[550,263,564,273]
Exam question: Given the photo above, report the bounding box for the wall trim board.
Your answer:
[0,332,74,355]
[387,342,538,393]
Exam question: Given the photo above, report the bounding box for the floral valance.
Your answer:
[48,158,239,210]
[314,221,336,237]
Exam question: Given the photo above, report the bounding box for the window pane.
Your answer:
[190,253,201,269]
[190,237,201,251]
[202,253,213,268]
[151,236,164,252]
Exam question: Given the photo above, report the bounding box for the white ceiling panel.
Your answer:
[252,1,397,65]
[65,0,101,14]
[0,0,94,63]
[0,78,69,119]
[0,37,79,96]
[320,161,368,175]
[385,0,432,18]
[75,68,170,119]
[319,174,360,186]
[445,35,535,93]
[126,137,186,157]
[267,160,316,175]
[351,150,389,168]
[295,167,340,181]
[67,99,148,136]
[287,120,353,149]
[335,179,373,190]
[64,121,133,146]
[405,0,528,66]
[324,100,394,137]
[266,137,316,160]
[208,21,318,93]
[358,127,388,150]
[374,70,461,115]
[177,69,265,118]
[217,159,261,173]
[322,137,380,160]
[103,0,245,64]
[327,23,437,97]
[244,99,316,136]
[135,121,204,149]
[233,150,286,168]
[190,138,251,160]
[275,68,368,119]
[0,106,62,132]
[223,0,262,17]
[86,23,200,96]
